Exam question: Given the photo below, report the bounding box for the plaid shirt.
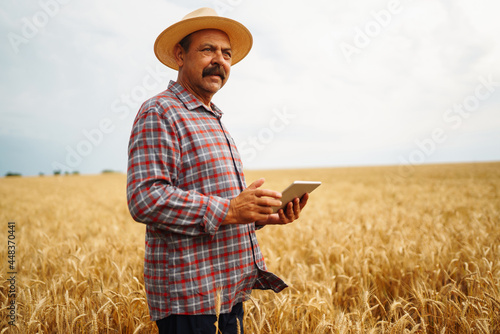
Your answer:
[127,81,287,321]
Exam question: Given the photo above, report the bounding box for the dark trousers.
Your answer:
[156,302,244,334]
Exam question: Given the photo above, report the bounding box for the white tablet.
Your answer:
[271,181,321,213]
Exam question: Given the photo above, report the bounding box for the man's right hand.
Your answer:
[222,178,282,225]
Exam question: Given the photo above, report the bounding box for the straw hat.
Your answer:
[154,7,253,70]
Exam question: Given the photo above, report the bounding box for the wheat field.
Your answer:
[0,162,499,333]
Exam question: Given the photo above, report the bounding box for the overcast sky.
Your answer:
[1,0,499,176]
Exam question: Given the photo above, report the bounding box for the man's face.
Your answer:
[177,29,232,99]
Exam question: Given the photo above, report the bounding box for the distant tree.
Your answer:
[39,172,44,177]
[5,172,22,177]
[72,171,80,175]
[102,169,116,174]
[53,170,61,176]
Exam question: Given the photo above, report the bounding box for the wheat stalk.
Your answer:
[1,163,499,333]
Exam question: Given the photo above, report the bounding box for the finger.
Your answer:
[277,209,289,224]
[293,198,301,217]
[247,178,265,190]
[256,197,282,208]
[286,201,295,221]
[258,213,282,225]
[299,193,309,209]
[256,205,275,215]
[255,188,282,199]
[255,212,273,221]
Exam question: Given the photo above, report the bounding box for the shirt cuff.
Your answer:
[202,196,231,235]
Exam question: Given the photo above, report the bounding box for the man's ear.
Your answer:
[174,44,184,68]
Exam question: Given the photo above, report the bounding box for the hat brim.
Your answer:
[154,16,253,70]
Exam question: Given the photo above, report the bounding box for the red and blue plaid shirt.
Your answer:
[127,81,287,320]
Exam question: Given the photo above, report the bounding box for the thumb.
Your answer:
[247,178,265,189]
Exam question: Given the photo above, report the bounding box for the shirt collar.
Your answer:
[168,80,224,118]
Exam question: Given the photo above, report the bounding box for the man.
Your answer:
[126,7,308,334]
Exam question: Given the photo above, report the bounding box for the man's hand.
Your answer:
[256,193,309,226]
[222,178,309,226]
[222,178,282,225]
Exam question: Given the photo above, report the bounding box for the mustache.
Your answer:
[202,65,226,80]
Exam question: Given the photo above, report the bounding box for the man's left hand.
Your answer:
[255,193,309,226]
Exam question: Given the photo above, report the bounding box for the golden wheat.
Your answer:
[0,162,499,333]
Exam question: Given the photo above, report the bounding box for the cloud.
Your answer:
[1,0,499,176]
